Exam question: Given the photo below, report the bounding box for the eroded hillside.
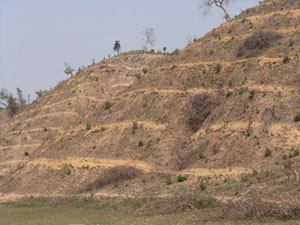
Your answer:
[1,0,300,218]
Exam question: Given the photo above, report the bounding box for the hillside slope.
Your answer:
[1,0,300,217]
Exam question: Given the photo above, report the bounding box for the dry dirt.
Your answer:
[1,0,300,221]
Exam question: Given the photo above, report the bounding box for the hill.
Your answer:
[1,0,300,219]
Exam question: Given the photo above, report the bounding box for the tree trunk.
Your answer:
[218,5,231,22]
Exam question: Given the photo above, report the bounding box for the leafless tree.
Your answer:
[199,0,233,22]
[141,28,156,51]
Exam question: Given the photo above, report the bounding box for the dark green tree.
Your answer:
[113,41,121,55]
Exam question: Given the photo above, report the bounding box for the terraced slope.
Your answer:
[1,0,300,216]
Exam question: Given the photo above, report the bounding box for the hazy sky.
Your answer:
[0,0,260,100]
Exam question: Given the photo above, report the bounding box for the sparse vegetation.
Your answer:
[104,101,112,110]
[84,166,141,191]
[62,166,71,175]
[283,56,290,64]
[186,93,216,132]
[265,148,272,157]
[132,121,138,134]
[249,89,255,99]
[138,140,144,147]
[197,197,220,208]
[176,175,187,182]
[142,68,148,74]
[294,112,300,122]
[241,175,249,182]
[166,176,173,185]
[86,123,92,130]
[135,73,141,79]
[215,64,221,73]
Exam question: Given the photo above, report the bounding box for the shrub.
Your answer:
[289,39,294,47]
[138,140,144,147]
[244,31,281,50]
[104,101,112,110]
[132,121,138,134]
[186,94,217,132]
[241,176,249,182]
[283,56,290,64]
[86,123,92,130]
[135,73,141,80]
[212,32,221,40]
[166,176,172,185]
[62,166,71,175]
[265,148,272,157]
[84,166,141,191]
[249,89,255,99]
[215,64,221,73]
[294,112,300,122]
[289,148,299,158]
[101,127,105,132]
[200,183,206,191]
[142,68,148,74]
[197,197,220,208]
[252,170,259,176]
[177,175,187,182]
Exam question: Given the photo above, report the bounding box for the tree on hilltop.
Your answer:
[141,28,156,52]
[113,41,121,55]
[199,0,233,22]
[64,63,74,77]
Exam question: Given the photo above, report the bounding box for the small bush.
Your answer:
[294,112,300,122]
[283,56,290,64]
[166,176,172,185]
[84,166,141,192]
[142,68,148,74]
[197,197,220,208]
[62,166,71,175]
[86,123,92,130]
[289,148,299,158]
[252,170,259,176]
[138,140,144,147]
[244,31,281,50]
[135,73,141,80]
[101,127,106,132]
[176,175,187,182]
[265,148,272,157]
[241,176,249,182]
[249,89,255,99]
[289,39,294,47]
[132,121,138,134]
[200,183,206,191]
[104,101,112,110]
[215,64,221,73]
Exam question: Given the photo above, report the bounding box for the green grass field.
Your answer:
[1,200,300,225]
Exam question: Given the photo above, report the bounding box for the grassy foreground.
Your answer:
[0,200,299,225]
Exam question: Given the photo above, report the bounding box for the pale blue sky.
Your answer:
[0,0,260,100]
